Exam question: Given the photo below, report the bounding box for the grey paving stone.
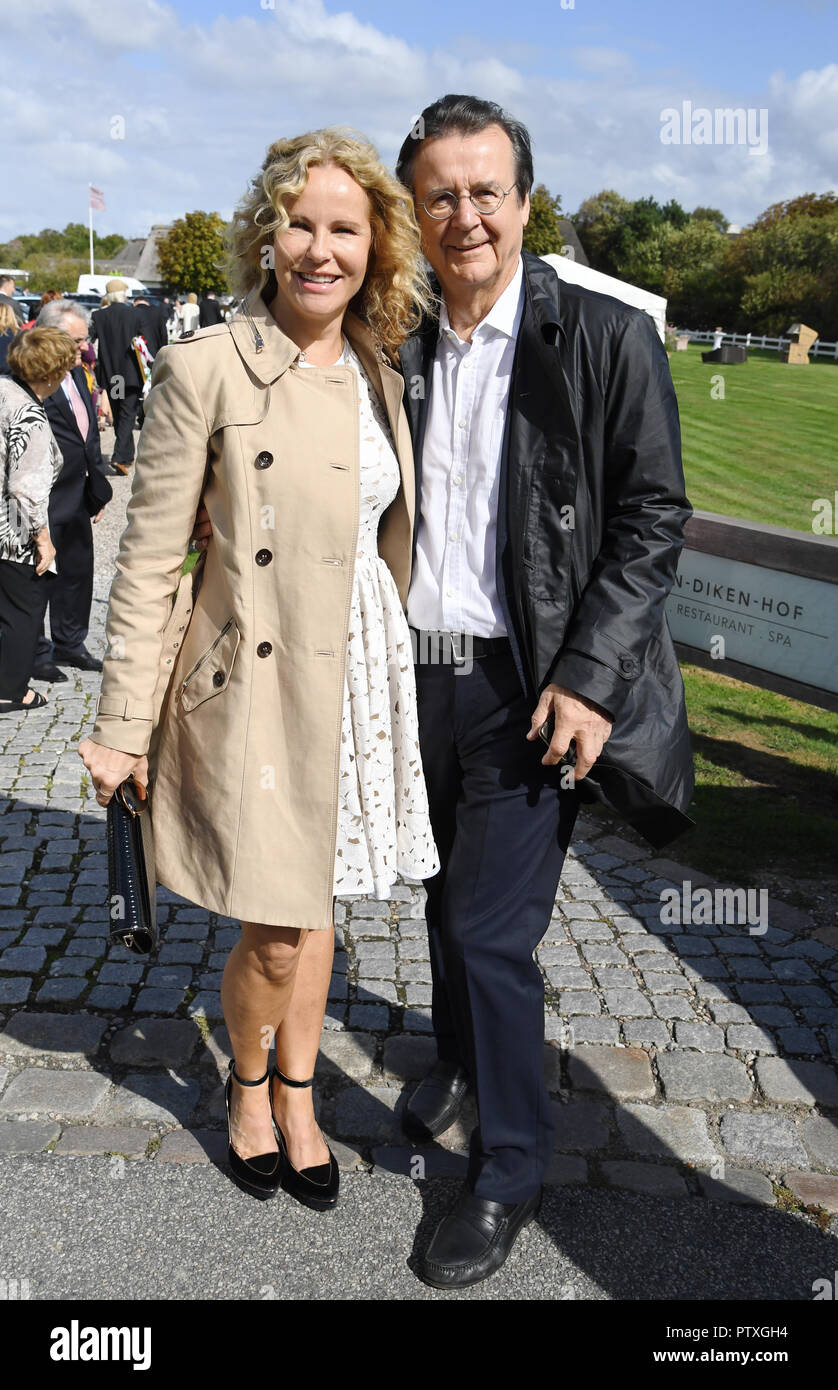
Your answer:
[674,1022,724,1050]
[559,991,601,1016]
[0,1068,110,1117]
[567,920,612,939]
[404,985,432,1006]
[537,945,579,967]
[87,985,131,1009]
[0,979,31,1005]
[334,1085,400,1142]
[709,1002,752,1024]
[348,1004,389,1030]
[0,945,46,971]
[652,996,696,1020]
[0,1120,61,1153]
[155,1129,228,1164]
[681,956,730,979]
[54,1126,151,1157]
[0,1012,106,1059]
[725,1024,777,1053]
[720,1112,808,1165]
[776,1027,822,1055]
[98,1073,200,1124]
[317,1030,378,1081]
[353,940,396,960]
[145,965,194,989]
[602,990,653,1017]
[782,985,831,1007]
[580,943,627,966]
[356,981,398,1004]
[622,1021,670,1048]
[593,967,637,990]
[568,1046,655,1100]
[657,1052,752,1102]
[552,1098,611,1153]
[50,955,96,977]
[547,967,591,989]
[756,1057,838,1107]
[133,988,185,1013]
[36,978,88,1002]
[397,961,432,983]
[617,1103,718,1162]
[381,1035,437,1081]
[97,962,144,984]
[20,927,66,947]
[698,1168,776,1205]
[749,1005,796,1028]
[328,974,348,1000]
[801,1115,838,1168]
[566,1017,621,1044]
[109,1020,200,1069]
[165,922,209,941]
[772,958,817,982]
[601,1160,688,1196]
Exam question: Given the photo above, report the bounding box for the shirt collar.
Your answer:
[439,255,524,346]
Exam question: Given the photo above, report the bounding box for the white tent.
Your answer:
[540,253,668,343]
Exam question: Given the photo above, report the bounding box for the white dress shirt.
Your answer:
[407,255,525,637]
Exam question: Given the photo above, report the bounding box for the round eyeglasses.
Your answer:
[417,183,518,220]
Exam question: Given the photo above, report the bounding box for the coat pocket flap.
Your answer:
[179,620,241,712]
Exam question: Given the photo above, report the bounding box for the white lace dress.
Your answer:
[300,339,440,898]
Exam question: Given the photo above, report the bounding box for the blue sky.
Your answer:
[4,0,837,241]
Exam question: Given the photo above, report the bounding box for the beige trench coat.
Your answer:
[88,287,415,930]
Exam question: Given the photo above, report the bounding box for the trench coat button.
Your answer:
[257,641,272,657]
[619,658,634,674]
[255,451,273,469]
[255,549,273,565]
[212,670,225,687]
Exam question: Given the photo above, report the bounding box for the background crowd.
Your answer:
[0,272,229,713]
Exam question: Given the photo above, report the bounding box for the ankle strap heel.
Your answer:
[230,1060,270,1087]
[272,1063,314,1088]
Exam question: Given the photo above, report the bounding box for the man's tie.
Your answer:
[64,372,90,440]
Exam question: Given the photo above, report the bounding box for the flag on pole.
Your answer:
[89,186,105,211]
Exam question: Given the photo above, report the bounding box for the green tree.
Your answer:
[573,189,631,276]
[691,205,730,234]
[522,184,565,256]
[157,211,229,295]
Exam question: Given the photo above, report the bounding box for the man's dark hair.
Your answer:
[395,94,534,204]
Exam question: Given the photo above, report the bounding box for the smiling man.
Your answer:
[394,94,694,1289]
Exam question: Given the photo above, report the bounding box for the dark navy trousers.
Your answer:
[414,641,580,1204]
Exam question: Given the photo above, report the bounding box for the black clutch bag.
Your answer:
[106,774,158,954]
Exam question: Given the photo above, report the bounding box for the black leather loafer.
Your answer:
[402,1059,470,1142]
[417,1186,542,1289]
[30,662,69,682]
[52,645,103,671]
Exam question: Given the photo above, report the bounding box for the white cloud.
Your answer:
[3,0,835,250]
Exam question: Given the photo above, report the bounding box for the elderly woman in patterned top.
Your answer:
[0,327,76,712]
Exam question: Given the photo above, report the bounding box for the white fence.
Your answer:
[684,329,838,360]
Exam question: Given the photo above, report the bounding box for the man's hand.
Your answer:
[92,508,105,523]
[191,500,212,550]
[526,683,613,779]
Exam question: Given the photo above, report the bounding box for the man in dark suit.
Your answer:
[89,278,143,474]
[199,292,224,327]
[33,302,113,677]
[133,297,169,357]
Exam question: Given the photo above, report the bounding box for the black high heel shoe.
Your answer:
[270,1064,339,1211]
[224,1060,282,1199]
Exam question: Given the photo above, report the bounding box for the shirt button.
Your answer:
[255,451,273,469]
[458,420,467,429]
[257,641,272,657]
[446,588,454,597]
[255,549,273,565]
[452,475,462,486]
[448,530,458,542]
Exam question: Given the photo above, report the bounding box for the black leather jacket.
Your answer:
[399,250,695,849]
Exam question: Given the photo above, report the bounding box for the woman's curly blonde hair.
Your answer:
[226,127,434,359]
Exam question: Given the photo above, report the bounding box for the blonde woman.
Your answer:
[78,128,439,1207]
[179,293,200,335]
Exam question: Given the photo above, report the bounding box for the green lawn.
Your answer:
[669,346,838,532]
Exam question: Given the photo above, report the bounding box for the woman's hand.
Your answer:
[191,499,213,550]
[34,528,55,576]
[77,737,149,807]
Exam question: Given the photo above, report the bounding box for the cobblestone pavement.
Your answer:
[2,436,838,1279]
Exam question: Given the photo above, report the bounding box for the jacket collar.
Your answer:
[229,285,405,440]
